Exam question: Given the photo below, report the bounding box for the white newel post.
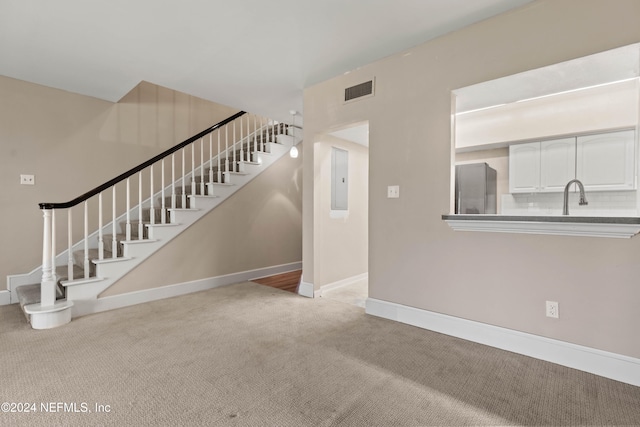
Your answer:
[26,207,73,329]
[40,209,56,307]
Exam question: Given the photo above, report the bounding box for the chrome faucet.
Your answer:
[563,179,588,215]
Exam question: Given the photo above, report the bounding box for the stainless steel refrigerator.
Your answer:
[455,163,497,214]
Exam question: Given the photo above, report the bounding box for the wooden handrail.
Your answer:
[39,111,246,209]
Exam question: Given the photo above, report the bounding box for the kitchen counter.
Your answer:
[442,214,640,238]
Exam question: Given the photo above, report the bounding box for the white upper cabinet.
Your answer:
[509,142,540,193]
[509,138,575,193]
[540,138,576,192]
[576,130,636,191]
[509,131,636,193]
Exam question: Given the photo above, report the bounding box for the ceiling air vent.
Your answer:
[344,79,374,103]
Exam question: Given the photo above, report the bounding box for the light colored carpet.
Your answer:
[320,278,368,308]
[1,281,639,426]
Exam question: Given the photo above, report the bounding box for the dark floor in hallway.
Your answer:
[251,270,301,293]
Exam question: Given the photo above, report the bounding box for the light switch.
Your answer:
[20,174,35,185]
[387,185,400,198]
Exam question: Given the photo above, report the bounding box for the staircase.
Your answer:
[12,111,301,329]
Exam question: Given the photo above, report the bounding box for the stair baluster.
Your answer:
[126,178,132,241]
[261,116,266,147]
[216,131,222,184]
[112,187,117,257]
[51,209,56,285]
[208,133,213,192]
[84,201,90,278]
[190,144,196,197]
[200,138,205,196]
[161,159,166,224]
[238,116,244,172]
[98,193,104,260]
[224,126,230,183]
[232,121,237,173]
[246,114,250,161]
[171,154,176,210]
[150,165,155,225]
[138,173,143,241]
[181,149,186,208]
[67,209,73,281]
[253,115,258,161]
[274,120,278,141]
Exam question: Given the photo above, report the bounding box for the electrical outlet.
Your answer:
[20,174,35,185]
[387,185,400,198]
[546,301,559,318]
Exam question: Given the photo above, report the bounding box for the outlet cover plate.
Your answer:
[546,301,559,318]
[20,174,35,185]
[387,185,400,198]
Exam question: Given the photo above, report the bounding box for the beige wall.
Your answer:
[313,134,368,288]
[0,77,237,285]
[303,0,640,358]
[101,152,302,297]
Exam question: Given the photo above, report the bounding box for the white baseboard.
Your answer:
[314,273,368,298]
[72,262,302,318]
[0,290,10,306]
[298,280,314,298]
[366,298,640,387]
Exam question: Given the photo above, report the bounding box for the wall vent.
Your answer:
[344,79,374,102]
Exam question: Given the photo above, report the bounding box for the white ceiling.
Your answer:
[0,0,533,123]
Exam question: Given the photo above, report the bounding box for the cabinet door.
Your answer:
[540,138,576,192]
[577,130,636,191]
[509,142,540,193]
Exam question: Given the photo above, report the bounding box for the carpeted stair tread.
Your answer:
[15,283,65,321]
[16,284,42,308]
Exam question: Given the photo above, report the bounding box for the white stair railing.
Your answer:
[36,111,290,314]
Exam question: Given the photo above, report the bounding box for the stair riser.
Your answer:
[117,222,150,240]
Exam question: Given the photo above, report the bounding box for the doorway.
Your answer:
[314,121,369,308]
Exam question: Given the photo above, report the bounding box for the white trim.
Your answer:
[298,280,314,298]
[314,272,368,298]
[0,290,10,305]
[71,262,301,318]
[444,218,640,238]
[329,210,349,219]
[365,298,640,387]
[248,263,302,281]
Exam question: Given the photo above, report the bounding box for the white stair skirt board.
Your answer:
[365,298,640,387]
[71,262,301,318]
[314,273,368,298]
[0,290,10,305]
[298,280,314,298]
